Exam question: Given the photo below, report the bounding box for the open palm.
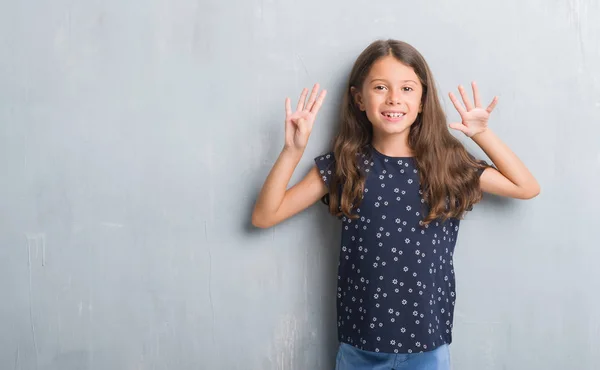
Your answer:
[448,82,498,137]
[285,84,327,151]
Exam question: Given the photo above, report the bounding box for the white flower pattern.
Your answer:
[315,147,483,354]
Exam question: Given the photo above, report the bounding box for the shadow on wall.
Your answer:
[313,202,342,369]
[239,84,352,369]
[244,163,341,368]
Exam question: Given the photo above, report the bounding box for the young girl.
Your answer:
[252,39,539,370]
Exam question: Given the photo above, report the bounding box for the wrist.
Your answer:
[470,128,492,141]
[281,145,305,160]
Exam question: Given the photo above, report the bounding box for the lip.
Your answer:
[381,111,406,122]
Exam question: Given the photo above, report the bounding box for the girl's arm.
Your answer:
[252,149,327,228]
[473,130,540,199]
[448,82,540,199]
[252,84,328,228]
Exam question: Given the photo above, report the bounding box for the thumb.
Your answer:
[449,123,469,135]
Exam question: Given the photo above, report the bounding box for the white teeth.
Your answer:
[384,113,405,118]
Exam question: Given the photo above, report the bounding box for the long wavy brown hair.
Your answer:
[325,39,488,224]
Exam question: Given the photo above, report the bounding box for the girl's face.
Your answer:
[352,55,424,137]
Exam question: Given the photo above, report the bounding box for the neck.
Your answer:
[371,131,413,157]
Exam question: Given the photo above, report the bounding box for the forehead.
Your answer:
[367,55,420,83]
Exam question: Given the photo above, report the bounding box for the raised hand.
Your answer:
[448,82,498,137]
[284,83,327,151]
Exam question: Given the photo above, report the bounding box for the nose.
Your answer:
[386,89,402,105]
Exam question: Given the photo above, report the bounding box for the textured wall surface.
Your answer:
[1,0,599,369]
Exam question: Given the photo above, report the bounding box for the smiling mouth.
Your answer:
[381,112,406,118]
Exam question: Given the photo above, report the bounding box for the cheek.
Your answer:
[365,95,382,111]
[413,94,423,110]
[365,98,382,120]
[408,98,422,114]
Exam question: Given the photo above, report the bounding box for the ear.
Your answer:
[350,86,365,111]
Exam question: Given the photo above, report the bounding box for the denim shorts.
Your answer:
[334,342,451,370]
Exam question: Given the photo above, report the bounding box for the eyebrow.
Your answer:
[369,78,418,85]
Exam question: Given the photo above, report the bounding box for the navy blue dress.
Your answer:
[315,146,485,354]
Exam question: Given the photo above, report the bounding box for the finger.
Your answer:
[448,92,466,115]
[305,84,320,111]
[449,123,469,134]
[310,89,327,114]
[472,81,482,108]
[296,88,308,111]
[285,97,292,118]
[458,85,474,111]
[486,96,499,113]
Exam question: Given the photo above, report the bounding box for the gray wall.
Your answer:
[1,0,599,369]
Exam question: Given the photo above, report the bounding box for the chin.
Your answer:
[374,121,414,135]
